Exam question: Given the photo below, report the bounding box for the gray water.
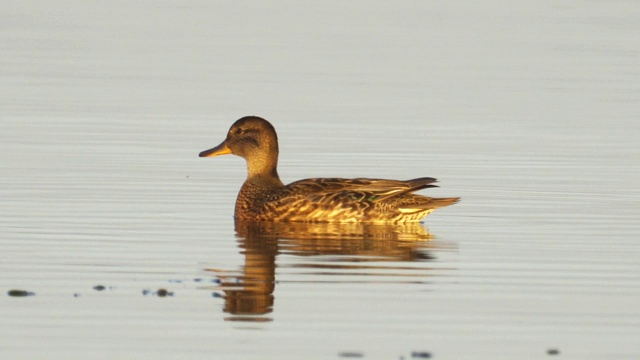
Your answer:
[2,1,639,359]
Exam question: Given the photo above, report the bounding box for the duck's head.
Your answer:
[199,116,280,178]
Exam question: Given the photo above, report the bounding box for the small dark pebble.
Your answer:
[8,289,35,297]
[338,351,364,358]
[547,348,560,355]
[93,285,106,291]
[211,292,223,298]
[142,289,152,296]
[156,288,173,297]
[73,293,81,297]
[411,351,432,359]
[193,278,202,282]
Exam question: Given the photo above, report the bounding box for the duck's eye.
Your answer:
[235,128,244,135]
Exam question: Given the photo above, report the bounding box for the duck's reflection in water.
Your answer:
[206,220,453,322]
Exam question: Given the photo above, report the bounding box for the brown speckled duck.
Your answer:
[199,116,459,223]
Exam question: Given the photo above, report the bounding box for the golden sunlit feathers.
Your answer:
[200,116,459,223]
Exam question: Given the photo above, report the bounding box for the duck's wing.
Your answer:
[283,177,439,203]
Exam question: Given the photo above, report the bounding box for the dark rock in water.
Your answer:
[73,293,81,297]
[411,351,432,358]
[8,289,35,297]
[93,285,106,291]
[547,348,560,355]
[338,351,364,358]
[142,289,152,296]
[156,288,173,297]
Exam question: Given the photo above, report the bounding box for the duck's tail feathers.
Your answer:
[398,197,460,215]
[428,197,460,209]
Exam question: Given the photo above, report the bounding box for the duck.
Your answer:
[199,116,459,223]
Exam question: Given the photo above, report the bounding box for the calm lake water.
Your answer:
[2,1,639,359]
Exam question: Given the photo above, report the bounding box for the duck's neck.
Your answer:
[246,157,280,181]
[245,146,282,183]
[241,152,284,196]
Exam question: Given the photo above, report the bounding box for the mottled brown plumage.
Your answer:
[199,116,459,223]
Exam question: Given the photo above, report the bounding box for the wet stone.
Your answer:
[411,351,432,358]
[338,351,364,358]
[8,289,35,297]
[156,289,173,297]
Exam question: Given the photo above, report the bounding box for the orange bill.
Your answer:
[199,141,231,157]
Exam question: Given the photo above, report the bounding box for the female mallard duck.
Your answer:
[199,116,459,223]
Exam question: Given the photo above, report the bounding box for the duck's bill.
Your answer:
[199,141,231,157]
